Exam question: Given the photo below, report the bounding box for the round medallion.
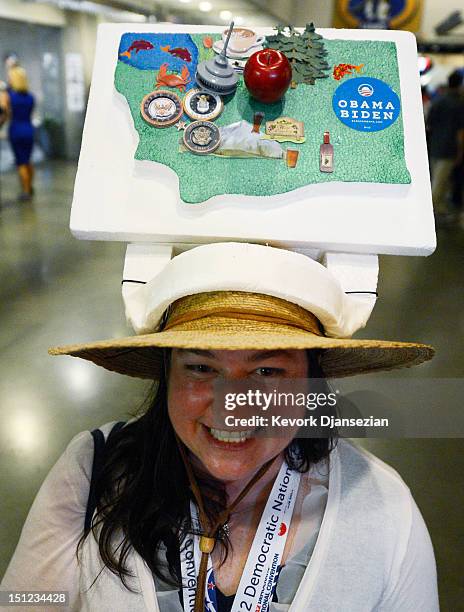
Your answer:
[140,90,183,128]
[183,89,224,122]
[183,121,221,155]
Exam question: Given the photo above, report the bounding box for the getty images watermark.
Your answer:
[221,385,388,434]
[211,378,464,438]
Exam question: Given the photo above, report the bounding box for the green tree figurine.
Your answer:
[266,22,330,88]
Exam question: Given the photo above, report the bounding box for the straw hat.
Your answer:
[49,243,434,378]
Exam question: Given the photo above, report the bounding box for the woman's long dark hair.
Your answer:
[77,349,338,590]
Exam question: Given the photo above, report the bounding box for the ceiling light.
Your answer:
[234,15,244,25]
[220,10,232,21]
[199,1,212,11]
[33,0,147,21]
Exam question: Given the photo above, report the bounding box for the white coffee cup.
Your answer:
[222,28,264,54]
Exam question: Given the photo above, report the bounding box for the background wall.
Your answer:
[0,21,63,119]
[253,0,335,27]
[0,0,65,27]
[0,20,65,169]
[0,4,98,161]
[60,13,98,159]
[1,0,463,164]
[252,0,464,38]
[420,0,464,37]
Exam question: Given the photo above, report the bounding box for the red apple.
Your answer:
[244,48,292,104]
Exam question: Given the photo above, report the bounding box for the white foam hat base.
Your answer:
[124,242,376,338]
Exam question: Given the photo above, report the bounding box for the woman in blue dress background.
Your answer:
[0,65,35,200]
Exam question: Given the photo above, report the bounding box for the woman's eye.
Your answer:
[184,364,216,377]
[254,367,284,377]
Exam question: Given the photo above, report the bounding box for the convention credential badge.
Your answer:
[332,76,401,132]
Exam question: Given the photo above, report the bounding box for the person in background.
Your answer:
[0,65,35,201]
[0,81,6,124]
[421,85,432,157]
[450,67,464,227]
[427,70,464,225]
[451,146,464,228]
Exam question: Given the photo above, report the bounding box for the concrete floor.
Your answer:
[0,161,463,610]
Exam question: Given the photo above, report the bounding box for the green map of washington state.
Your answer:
[114,34,411,204]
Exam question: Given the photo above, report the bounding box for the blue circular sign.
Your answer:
[346,0,415,28]
[332,77,401,132]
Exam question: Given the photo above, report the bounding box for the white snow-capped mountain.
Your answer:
[215,120,284,159]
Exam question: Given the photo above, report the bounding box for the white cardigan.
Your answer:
[1,422,439,612]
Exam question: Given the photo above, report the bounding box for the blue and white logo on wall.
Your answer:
[335,0,422,31]
[332,77,401,132]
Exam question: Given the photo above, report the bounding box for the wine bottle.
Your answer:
[320,132,334,173]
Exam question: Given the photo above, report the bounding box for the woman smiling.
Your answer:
[1,243,439,611]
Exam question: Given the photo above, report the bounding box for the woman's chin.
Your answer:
[202,461,258,484]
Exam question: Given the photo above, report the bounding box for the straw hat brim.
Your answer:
[49,323,434,379]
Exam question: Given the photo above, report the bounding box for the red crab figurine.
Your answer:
[155,63,191,92]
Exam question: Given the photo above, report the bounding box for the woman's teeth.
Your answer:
[208,427,254,443]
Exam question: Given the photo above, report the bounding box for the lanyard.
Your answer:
[180,461,300,612]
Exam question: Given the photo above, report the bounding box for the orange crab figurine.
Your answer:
[155,63,191,92]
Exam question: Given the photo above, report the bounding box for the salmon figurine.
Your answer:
[203,36,213,49]
[160,45,192,62]
[119,40,154,59]
[333,63,364,81]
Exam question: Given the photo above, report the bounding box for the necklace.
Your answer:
[219,522,230,538]
[219,486,274,540]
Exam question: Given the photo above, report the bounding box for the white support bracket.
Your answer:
[322,252,379,328]
[122,243,174,324]
[122,244,380,334]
